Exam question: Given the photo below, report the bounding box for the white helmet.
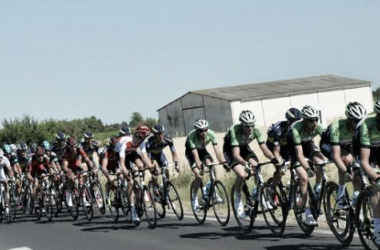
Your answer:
[239,110,256,125]
[10,144,17,153]
[301,105,319,119]
[193,119,209,130]
[374,100,380,114]
[0,149,3,157]
[345,102,367,120]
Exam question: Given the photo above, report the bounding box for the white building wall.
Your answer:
[261,97,292,127]
[230,100,265,127]
[344,86,374,114]
[317,90,346,124]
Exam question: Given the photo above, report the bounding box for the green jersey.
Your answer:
[227,124,264,147]
[291,120,324,145]
[186,129,218,150]
[359,116,380,148]
[329,119,355,146]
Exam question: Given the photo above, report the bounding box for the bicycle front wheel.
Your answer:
[292,181,315,235]
[108,188,119,223]
[167,181,184,220]
[44,194,54,222]
[148,181,165,219]
[212,180,230,226]
[356,189,378,250]
[93,180,106,215]
[81,185,94,221]
[260,183,286,236]
[325,183,354,246]
[142,186,157,229]
[190,181,207,224]
[230,184,254,232]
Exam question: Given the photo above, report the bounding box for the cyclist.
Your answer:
[61,136,94,208]
[186,118,227,211]
[17,141,30,173]
[3,144,23,206]
[320,102,367,209]
[26,146,52,210]
[0,149,15,216]
[147,124,179,177]
[51,131,67,168]
[266,108,302,189]
[356,99,380,244]
[80,132,100,169]
[100,137,122,207]
[117,124,151,222]
[223,110,280,219]
[288,105,326,226]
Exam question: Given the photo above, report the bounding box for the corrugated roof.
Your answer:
[158,75,371,110]
[191,75,371,101]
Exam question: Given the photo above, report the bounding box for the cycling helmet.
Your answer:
[84,132,94,139]
[134,124,151,138]
[285,108,302,121]
[345,102,367,120]
[56,131,66,141]
[41,141,52,151]
[36,146,45,156]
[301,105,319,119]
[193,119,209,130]
[10,144,17,153]
[0,149,3,158]
[109,137,118,147]
[3,144,11,154]
[29,142,38,153]
[152,124,165,134]
[374,100,380,114]
[66,136,77,147]
[119,127,131,136]
[239,110,256,125]
[19,141,28,151]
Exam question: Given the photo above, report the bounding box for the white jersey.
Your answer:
[0,156,11,182]
[117,136,147,158]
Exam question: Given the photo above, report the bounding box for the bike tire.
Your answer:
[190,180,207,225]
[355,189,378,250]
[230,184,254,232]
[108,188,119,223]
[44,194,54,222]
[167,181,184,221]
[261,183,286,236]
[212,180,230,226]
[142,186,157,229]
[292,181,315,235]
[81,185,94,221]
[70,189,79,221]
[325,182,354,246]
[93,180,106,215]
[148,181,165,219]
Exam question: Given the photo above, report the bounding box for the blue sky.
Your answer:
[1,1,379,125]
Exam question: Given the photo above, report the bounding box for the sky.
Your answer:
[1,1,379,125]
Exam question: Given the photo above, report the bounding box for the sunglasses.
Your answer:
[198,129,208,133]
[243,124,254,128]
[307,118,319,123]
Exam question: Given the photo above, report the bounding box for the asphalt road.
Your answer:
[0,208,365,250]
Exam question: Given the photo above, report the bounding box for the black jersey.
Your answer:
[145,135,176,155]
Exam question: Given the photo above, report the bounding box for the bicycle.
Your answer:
[126,166,157,229]
[190,162,231,226]
[325,162,368,246]
[87,171,106,215]
[8,178,17,221]
[34,174,56,221]
[73,170,94,221]
[107,172,129,223]
[355,180,380,249]
[148,163,184,221]
[230,160,285,233]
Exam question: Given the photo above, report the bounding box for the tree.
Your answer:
[129,112,144,128]
[145,117,158,128]
[373,87,380,100]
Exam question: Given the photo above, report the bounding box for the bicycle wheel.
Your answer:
[261,183,286,236]
[81,185,94,221]
[190,180,207,224]
[70,189,79,220]
[142,186,157,229]
[93,180,106,215]
[211,180,230,226]
[148,181,165,219]
[10,190,17,220]
[292,181,315,235]
[230,184,254,232]
[44,194,54,222]
[108,188,119,222]
[167,181,184,220]
[0,203,3,223]
[325,183,354,246]
[356,189,378,250]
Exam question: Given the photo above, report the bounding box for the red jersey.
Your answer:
[62,147,88,169]
[28,154,50,176]
[100,146,119,170]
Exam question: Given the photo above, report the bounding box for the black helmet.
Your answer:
[285,108,302,121]
[152,124,165,134]
[84,132,94,139]
[119,127,131,136]
[56,131,66,141]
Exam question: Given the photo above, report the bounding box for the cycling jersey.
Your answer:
[355,116,380,164]
[27,154,50,177]
[146,135,176,155]
[266,121,291,160]
[117,136,146,159]
[52,143,66,164]
[62,147,88,170]
[0,156,11,181]
[80,141,99,160]
[99,146,119,171]
[16,151,30,171]
[185,129,218,168]
[4,152,18,166]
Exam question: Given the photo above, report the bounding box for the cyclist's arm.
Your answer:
[259,143,275,160]
[213,144,226,163]
[272,145,281,158]
[191,149,202,169]
[83,156,94,171]
[6,164,14,178]
[360,147,379,181]
[232,146,246,165]
[62,159,70,174]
